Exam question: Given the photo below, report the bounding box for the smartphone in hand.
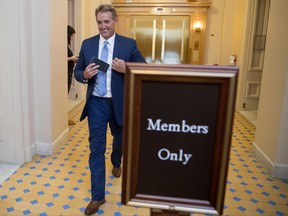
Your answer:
[90,56,109,72]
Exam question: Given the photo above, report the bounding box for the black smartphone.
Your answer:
[90,56,109,72]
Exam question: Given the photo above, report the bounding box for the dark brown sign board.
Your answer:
[122,63,239,215]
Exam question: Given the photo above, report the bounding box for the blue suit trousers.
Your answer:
[87,96,123,201]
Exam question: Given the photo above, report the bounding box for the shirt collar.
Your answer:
[99,34,115,46]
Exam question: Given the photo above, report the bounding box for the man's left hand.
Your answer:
[112,58,126,73]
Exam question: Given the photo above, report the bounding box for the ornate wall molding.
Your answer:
[10,0,33,163]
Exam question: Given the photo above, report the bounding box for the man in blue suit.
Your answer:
[74,4,146,215]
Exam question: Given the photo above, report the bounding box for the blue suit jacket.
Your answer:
[74,34,146,126]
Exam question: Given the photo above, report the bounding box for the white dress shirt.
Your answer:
[92,34,115,97]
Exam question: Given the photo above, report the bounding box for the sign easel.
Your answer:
[122,63,239,215]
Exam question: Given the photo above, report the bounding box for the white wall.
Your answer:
[32,0,53,146]
[204,0,248,66]
[0,0,22,163]
[0,0,70,164]
[32,0,69,154]
[80,0,103,39]
[204,0,225,65]
[253,0,288,178]
[205,0,249,111]
[49,0,69,142]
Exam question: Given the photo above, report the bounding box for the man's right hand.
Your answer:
[84,63,100,79]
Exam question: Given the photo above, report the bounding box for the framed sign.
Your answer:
[122,63,238,215]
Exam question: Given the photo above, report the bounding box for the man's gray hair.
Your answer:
[95,4,118,20]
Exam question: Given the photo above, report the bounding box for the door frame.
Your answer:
[68,0,85,101]
[238,0,270,111]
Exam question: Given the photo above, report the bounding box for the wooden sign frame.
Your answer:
[122,63,239,215]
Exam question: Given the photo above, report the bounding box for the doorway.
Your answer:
[67,0,84,111]
[239,0,270,125]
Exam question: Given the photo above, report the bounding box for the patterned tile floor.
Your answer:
[0,102,287,216]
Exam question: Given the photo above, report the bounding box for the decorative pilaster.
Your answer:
[10,0,34,163]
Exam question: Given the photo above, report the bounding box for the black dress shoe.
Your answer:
[84,199,105,215]
[112,166,121,178]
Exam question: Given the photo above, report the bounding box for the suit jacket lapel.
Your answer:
[113,34,121,59]
[91,35,100,83]
[94,35,100,58]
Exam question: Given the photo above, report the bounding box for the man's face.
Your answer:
[96,11,117,40]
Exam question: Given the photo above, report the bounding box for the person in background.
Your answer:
[74,4,146,215]
[67,25,78,125]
